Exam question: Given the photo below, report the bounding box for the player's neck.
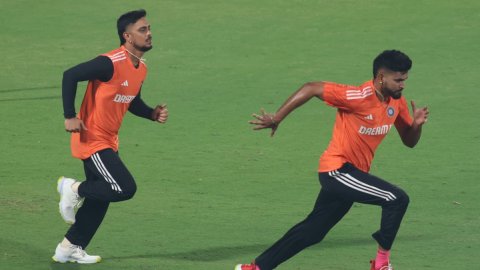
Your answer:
[375,90,386,102]
[124,45,145,67]
[373,81,388,103]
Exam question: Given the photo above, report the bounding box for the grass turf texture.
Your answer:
[1,0,479,269]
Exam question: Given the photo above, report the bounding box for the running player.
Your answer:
[236,50,429,270]
[52,9,168,264]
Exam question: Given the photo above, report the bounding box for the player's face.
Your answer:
[381,71,408,100]
[126,17,152,52]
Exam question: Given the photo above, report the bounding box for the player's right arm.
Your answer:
[249,82,325,136]
[62,56,113,133]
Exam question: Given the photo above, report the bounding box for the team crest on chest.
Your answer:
[387,106,395,117]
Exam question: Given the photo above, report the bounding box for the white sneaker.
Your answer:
[57,176,83,224]
[52,243,101,264]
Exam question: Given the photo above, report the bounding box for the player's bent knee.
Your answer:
[123,184,137,200]
[109,181,137,201]
[120,182,137,200]
[394,190,410,209]
[111,190,136,201]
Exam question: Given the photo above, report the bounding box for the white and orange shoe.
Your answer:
[370,259,393,270]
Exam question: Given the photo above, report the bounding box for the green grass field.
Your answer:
[1,0,479,269]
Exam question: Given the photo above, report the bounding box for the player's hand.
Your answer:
[249,108,278,137]
[65,118,87,133]
[410,100,429,127]
[152,104,168,123]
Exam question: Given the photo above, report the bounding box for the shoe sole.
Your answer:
[370,260,393,270]
[77,257,102,264]
[57,176,75,225]
[52,255,67,263]
[52,256,102,264]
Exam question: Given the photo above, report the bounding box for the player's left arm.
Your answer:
[128,90,168,124]
[395,100,429,148]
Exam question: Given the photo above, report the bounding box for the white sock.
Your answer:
[60,238,72,248]
[71,182,81,194]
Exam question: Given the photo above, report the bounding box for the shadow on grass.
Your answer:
[108,234,426,262]
[49,263,81,270]
[0,234,428,269]
[0,238,81,270]
[108,243,269,262]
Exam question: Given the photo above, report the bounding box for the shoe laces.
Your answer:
[74,196,84,209]
[72,245,87,257]
[380,263,393,270]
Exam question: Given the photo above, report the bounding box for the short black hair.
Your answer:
[117,9,147,45]
[373,50,412,78]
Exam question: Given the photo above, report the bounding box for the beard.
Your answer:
[389,90,402,99]
[134,43,153,52]
[382,86,402,100]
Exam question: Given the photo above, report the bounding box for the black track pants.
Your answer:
[255,163,409,270]
[65,148,137,248]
